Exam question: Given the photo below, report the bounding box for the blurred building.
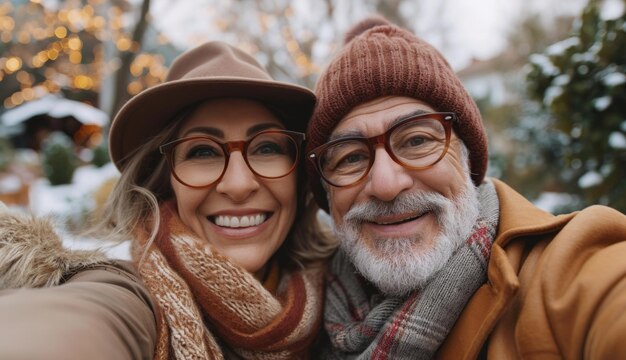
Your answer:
[0,94,108,151]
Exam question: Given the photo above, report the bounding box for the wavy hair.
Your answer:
[89,105,337,268]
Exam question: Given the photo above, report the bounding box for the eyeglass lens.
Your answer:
[318,117,447,186]
[170,132,299,187]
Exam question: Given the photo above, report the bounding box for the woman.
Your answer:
[0,41,335,359]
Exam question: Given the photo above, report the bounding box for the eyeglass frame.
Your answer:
[307,112,457,188]
[159,129,306,188]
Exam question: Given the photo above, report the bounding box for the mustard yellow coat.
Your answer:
[438,178,626,359]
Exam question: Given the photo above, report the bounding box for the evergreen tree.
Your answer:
[526,0,626,212]
[90,140,109,168]
[41,132,77,186]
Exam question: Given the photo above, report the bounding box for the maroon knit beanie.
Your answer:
[306,16,488,212]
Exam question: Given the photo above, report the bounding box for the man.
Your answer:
[306,16,626,359]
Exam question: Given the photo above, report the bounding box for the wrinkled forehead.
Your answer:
[331,96,438,139]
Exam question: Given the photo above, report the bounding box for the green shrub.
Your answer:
[91,140,110,168]
[42,132,78,185]
[526,2,626,211]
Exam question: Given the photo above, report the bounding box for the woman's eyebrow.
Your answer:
[181,123,283,139]
[182,127,224,138]
[246,123,284,137]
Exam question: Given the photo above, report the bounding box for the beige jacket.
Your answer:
[438,179,626,359]
[3,177,625,359]
[0,207,156,360]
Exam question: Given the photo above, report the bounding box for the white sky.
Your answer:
[150,0,593,70]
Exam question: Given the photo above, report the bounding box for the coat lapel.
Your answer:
[437,178,575,359]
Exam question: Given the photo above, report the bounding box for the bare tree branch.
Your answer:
[109,0,151,116]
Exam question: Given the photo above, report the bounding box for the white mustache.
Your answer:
[343,190,450,224]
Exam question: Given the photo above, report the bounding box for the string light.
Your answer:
[16,70,33,85]
[67,35,82,50]
[116,37,131,51]
[5,56,22,73]
[73,74,93,89]
[69,51,82,64]
[1,0,172,118]
[54,25,67,38]
[0,15,15,31]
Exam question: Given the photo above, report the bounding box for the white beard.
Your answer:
[334,176,480,297]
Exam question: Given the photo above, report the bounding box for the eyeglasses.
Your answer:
[160,130,305,188]
[307,112,456,188]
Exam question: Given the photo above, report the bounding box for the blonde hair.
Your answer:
[90,107,337,268]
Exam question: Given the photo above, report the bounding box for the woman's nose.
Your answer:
[215,151,260,202]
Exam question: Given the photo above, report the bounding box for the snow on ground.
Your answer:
[29,162,118,218]
[61,233,131,260]
[0,174,21,193]
[27,162,131,260]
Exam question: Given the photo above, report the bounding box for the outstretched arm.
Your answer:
[0,262,157,360]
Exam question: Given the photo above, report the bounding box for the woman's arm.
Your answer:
[0,262,157,360]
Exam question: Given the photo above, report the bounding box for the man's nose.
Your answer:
[365,147,413,202]
[215,151,260,202]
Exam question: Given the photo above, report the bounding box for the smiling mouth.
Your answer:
[370,211,429,226]
[210,213,270,228]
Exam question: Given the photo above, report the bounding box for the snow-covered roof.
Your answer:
[0,95,109,127]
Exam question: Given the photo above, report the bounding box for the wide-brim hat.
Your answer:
[109,41,315,171]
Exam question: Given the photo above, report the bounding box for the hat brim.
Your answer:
[109,77,315,170]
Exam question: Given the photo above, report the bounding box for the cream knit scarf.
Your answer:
[134,202,325,359]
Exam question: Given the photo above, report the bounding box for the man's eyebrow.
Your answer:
[329,109,431,141]
[328,129,364,142]
[389,109,430,128]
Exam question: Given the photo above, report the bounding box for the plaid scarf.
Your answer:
[323,181,500,359]
[134,202,325,359]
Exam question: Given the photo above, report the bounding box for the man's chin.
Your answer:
[368,234,433,256]
[341,233,454,297]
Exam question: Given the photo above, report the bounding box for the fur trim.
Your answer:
[0,202,107,289]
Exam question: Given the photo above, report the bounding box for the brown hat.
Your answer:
[306,16,488,212]
[109,41,315,171]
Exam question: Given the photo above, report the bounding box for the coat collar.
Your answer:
[491,178,576,247]
[437,178,576,359]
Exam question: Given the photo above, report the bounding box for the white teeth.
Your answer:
[214,214,267,228]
